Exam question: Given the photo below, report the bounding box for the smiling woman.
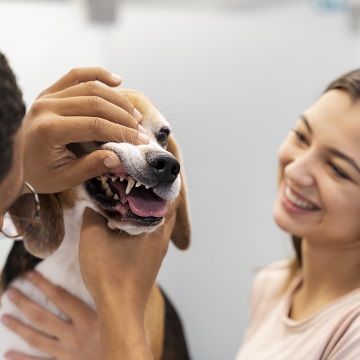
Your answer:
[235,68,360,359]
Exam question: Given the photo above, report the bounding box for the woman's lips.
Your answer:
[282,185,319,213]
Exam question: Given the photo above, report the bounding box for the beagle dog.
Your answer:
[0,89,191,359]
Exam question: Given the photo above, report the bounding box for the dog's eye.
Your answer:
[157,127,170,145]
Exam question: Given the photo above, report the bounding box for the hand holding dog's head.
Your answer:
[19,89,191,258]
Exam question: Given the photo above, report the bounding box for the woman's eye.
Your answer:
[293,129,308,144]
[157,127,170,145]
[329,163,350,180]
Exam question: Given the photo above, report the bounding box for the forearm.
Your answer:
[96,296,154,360]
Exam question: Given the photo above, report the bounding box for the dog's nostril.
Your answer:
[147,152,180,184]
[153,159,166,171]
[171,163,180,177]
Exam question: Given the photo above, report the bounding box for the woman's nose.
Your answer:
[284,154,315,187]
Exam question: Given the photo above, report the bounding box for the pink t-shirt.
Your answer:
[236,260,360,360]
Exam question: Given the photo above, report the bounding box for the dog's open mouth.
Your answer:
[85,171,167,227]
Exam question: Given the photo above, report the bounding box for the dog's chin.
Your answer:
[106,219,164,235]
[84,173,169,233]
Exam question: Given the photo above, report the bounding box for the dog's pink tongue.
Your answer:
[112,181,167,217]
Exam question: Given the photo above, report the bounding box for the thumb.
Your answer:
[64,150,124,187]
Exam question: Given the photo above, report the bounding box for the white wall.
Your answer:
[1,1,360,359]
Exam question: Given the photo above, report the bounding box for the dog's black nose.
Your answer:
[147,152,180,184]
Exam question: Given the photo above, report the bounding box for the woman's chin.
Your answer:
[273,201,300,236]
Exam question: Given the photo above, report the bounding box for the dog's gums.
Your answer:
[85,172,167,226]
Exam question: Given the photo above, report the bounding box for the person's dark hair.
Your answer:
[0,52,26,183]
[286,68,360,285]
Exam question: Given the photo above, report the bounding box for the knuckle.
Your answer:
[68,67,81,79]
[32,309,46,325]
[88,96,104,111]
[89,116,105,133]
[29,98,46,115]
[34,120,52,138]
[82,80,97,93]
[46,284,64,302]
[26,333,41,348]
[122,127,136,144]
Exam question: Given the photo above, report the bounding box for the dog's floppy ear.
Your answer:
[11,194,65,258]
[167,135,191,250]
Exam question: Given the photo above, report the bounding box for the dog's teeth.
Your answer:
[111,176,118,182]
[114,194,119,200]
[145,185,150,190]
[126,178,135,194]
[120,177,125,182]
[105,187,113,197]
[107,221,117,230]
[101,177,108,185]
[135,181,142,188]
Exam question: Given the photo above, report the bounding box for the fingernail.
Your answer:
[133,108,142,120]
[103,154,122,169]
[138,132,150,144]
[1,315,10,326]
[111,73,122,82]
[138,124,148,134]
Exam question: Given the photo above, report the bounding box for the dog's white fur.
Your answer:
[0,90,190,357]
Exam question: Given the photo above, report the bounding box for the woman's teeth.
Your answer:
[285,186,317,210]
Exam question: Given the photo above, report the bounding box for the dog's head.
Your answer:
[17,89,191,258]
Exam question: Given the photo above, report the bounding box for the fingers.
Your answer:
[49,116,148,145]
[48,150,126,187]
[2,313,57,358]
[36,95,141,131]
[2,288,68,340]
[23,272,96,324]
[38,67,122,97]
[4,351,50,360]
[42,80,140,120]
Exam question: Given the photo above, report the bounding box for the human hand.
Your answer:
[23,67,150,194]
[79,209,176,359]
[1,271,100,360]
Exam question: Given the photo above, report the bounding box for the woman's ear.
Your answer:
[166,135,191,250]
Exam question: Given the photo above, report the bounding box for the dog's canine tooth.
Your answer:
[135,180,142,188]
[126,178,135,194]
[114,194,119,200]
[107,221,117,230]
[105,186,113,197]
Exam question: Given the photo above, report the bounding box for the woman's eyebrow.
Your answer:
[327,148,360,174]
[300,114,312,134]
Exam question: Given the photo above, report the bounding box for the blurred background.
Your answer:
[1,0,360,358]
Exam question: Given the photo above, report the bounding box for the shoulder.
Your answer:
[247,259,296,317]
[327,310,360,359]
[252,259,294,295]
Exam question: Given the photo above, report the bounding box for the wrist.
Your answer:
[96,295,152,359]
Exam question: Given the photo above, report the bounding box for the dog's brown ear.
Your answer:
[11,194,65,258]
[167,135,191,250]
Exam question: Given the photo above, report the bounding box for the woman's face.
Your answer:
[273,89,360,246]
[0,128,25,227]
